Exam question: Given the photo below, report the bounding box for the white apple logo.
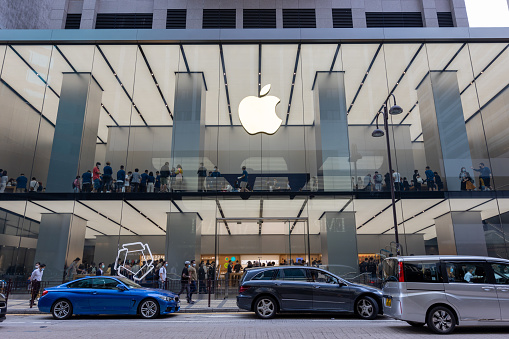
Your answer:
[239,84,282,135]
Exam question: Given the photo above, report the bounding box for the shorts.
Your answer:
[93,179,101,190]
[160,177,168,185]
[240,181,248,188]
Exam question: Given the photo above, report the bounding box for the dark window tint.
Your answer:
[202,9,236,29]
[404,261,442,283]
[445,262,488,284]
[438,12,454,27]
[166,9,186,29]
[67,278,92,288]
[282,268,310,281]
[92,278,120,289]
[65,13,81,29]
[243,9,277,28]
[252,269,277,280]
[491,262,509,284]
[283,9,316,28]
[309,269,339,284]
[382,258,399,282]
[366,12,423,28]
[95,13,153,29]
[332,9,353,28]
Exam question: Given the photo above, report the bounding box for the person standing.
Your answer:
[188,260,197,303]
[29,177,39,192]
[140,170,149,193]
[82,170,92,193]
[159,261,167,289]
[72,176,80,193]
[92,162,101,193]
[0,170,8,193]
[363,174,372,191]
[96,262,105,276]
[434,172,444,191]
[16,173,28,193]
[392,170,401,191]
[197,163,207,192]
[160,162,170,192]
[472,163,492,191]
[208,261,216,293]
[413,170,422,191]
[425,166,435,191]
[67,257,81,281]
[383,173,391,191]
[103,162,113,192]
[30,263,46,307]
[116,165,125,192]
[147,171,155,193]
[238,166,249,192]
[211,166,221,177]
[198,262,206,294]
[373,171,383,192]
[178,261,191,303]
[367,257,377,280]
[459,167,473,191]
[131,168,141,192]
[155,171,161,193]
[175,165,183,191]
[359,258,369,273]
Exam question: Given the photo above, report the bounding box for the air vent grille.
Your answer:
[283,9,316,28]
[166,9,186,29]
[95,13,153,29]
[332,8,353,28]
[243,9,277,28]
[203,9,236,29]
[438,12,454,27]
[366,12,423,28]
[65,13,81,29]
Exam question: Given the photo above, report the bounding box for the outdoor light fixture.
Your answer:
[371,93,403,255]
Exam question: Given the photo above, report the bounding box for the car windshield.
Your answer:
[116,277,142,288]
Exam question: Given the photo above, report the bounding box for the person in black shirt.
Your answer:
[197,163,207,192]
[178,261,191,303]
[198,261,206,294]
[233,260,242,273]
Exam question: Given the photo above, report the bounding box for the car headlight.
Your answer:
[158,295,175,302]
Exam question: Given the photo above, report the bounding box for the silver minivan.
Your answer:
[382,255,509,334]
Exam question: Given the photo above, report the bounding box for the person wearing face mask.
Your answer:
[96,262,105,276]
[188,260,197,303]
[30,263,46,308]
[178,261,191,303]
[159,261,168,289]
[459,167,473,191]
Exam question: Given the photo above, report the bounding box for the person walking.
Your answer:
[30,263,46,307]
[472,163,492,190]
[178,261,191,303]
[16,173,28,193]
[159,261,167,289]
[188,260,197,302]
[238,166,249,192]
[425,166,436,191]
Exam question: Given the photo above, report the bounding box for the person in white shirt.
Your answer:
[392,169,402,191]
[464,268,475,283]
[159,261,168,289]
[0,170,8,193]
[29,177,39,192]
[30,263,46,307]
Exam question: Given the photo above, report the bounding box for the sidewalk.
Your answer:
[6,294,244,314]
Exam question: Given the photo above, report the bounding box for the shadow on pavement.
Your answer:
[387,324,509,335]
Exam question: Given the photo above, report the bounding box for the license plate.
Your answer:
[385,298,392,307]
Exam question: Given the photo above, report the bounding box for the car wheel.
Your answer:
[51,299,73,320]
[139,299,160,319]
[406,321,425,327]
[254,296,277,319]
[355,296,378,320]
[427,306,456,334]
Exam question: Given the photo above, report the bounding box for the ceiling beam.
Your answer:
[357,199,399,230]
[219,44,233,125]
[77,201,138,235]
[137,45,173,120]
[96,45,148,126]
[215,200,231,235]
[285,43,301,125]
[330,43,341,72]
[289,198,308,234]
[179,44,190,72]
[123,200,165,233]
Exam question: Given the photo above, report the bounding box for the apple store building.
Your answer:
[2,28,509,285]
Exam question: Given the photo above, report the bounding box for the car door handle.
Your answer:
[314,285,320,289]
[497,288,509,292]
[482,286,495,291]
[274,282,281,286]
[92,291,98,295]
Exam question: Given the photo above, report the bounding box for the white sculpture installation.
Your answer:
[114,242,155,282]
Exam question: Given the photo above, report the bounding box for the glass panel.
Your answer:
[445,262,488,284]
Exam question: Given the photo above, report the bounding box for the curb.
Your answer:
[7,308,247,315]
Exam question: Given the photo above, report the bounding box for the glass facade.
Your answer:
[1,40,509,286]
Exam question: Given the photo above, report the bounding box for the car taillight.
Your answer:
[239,286,250,294]
[398,261,405,282]
[42,290,49,296]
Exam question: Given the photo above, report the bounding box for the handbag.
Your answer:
[466,180,476,190]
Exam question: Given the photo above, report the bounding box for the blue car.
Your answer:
[38,276,180,320]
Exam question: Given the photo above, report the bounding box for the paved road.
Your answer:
[2,313,509,338]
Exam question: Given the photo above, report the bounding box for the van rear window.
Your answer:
[382,258,399,282]
[404,261,442,283]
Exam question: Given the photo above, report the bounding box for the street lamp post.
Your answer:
[372,94,403,255]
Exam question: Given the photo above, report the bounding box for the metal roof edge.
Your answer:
[0,27,508,44]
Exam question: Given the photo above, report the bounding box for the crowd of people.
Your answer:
[0,170,43,193]
[357,163,493,192]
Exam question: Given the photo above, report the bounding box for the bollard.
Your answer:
[207,279,211,308]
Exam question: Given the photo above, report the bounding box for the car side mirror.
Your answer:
[116,284,127,291]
